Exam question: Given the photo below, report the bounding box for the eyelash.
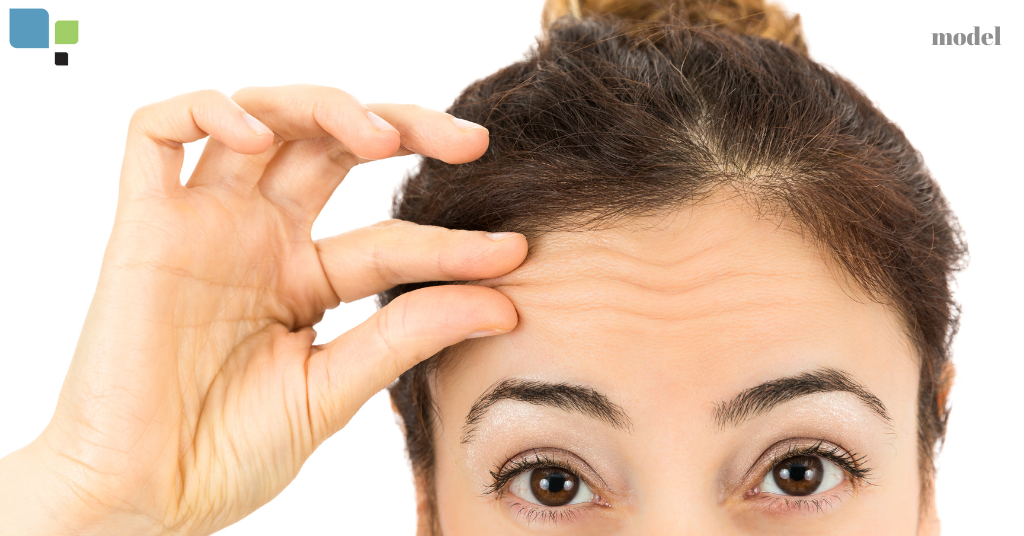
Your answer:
[505,500,590,525]
[483,451,605,524]
[484,452,586,496]
[746,439,875,513]
[483,440,874,524]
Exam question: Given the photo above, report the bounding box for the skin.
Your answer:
[0,85,528,536]
[423,192,938,534]
[0,83,941,535]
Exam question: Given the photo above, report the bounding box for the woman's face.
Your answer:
[425,193,924,534]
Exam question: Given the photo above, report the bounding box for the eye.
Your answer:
[508,466,595,507]
[759,455,845,496]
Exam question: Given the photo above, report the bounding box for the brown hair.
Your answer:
[381,0,966,529]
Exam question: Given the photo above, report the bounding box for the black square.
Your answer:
[55,52,68,66]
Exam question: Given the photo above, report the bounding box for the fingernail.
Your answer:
[452,116,485,131]
[486,232,518,241]
[465,328,509,339]
[367,111,398,133]
[242,113,272,136]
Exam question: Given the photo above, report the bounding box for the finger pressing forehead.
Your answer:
[315,220,527,303]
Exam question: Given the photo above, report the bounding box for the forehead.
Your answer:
[435,193,915,424]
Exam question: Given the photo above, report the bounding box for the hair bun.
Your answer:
[542,0,808,55]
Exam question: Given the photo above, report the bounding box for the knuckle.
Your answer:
[195,88,226,101]
[325,86,355,101]
[369,234,403,285]
[128,103,171,141]
[128,104,153,129]
[309,86,357,113]
[192,89,230,121]
[376,300,408,359]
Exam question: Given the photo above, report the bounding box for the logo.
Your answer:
[932,26,1001,46]
[9,8,79,65]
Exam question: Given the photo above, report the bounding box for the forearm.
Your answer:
[0,440,168,536]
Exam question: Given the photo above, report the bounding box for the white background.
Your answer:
[0,0,1020,533]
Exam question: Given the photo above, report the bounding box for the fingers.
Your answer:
[365,103,489,164]
[246,96,489,225]
[120,89,274,198]
[304,284,519,444]
[158,84,490,230]
[255,136,354,225]
[230,86,488,163]
[232,84,401,159]
[185,136,282,193]
[315,220,528,303]
[185,84,396,192]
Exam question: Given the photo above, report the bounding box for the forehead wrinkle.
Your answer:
[460,193,885,333]
[472,201,825,299]
[482,230,828,313]
[490,270,823,328]
[476,233,812,296]
[464,226,870,347]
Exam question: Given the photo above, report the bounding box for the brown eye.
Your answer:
[771,456,823,496]
[509,465,595,507]
[762,455,844,496]
[530,467,579,506]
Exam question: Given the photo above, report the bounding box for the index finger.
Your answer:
[231,85,490,165]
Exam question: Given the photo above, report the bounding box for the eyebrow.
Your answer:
[461,378,633,444]
[713,367,892,428]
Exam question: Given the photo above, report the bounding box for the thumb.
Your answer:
[304,284,517,445]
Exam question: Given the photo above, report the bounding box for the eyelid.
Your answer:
[486,447,612,500]
[736,438,872,497]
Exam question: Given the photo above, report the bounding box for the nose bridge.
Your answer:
[614,395,732,536]
[627,474,730,536]
[631,508,726,536]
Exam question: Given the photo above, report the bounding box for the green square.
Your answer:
[55,20,78,45]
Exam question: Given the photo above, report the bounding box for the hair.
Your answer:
[380,0,966,530]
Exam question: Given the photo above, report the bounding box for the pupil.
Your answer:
[547,473,567,492]
[789,464,807,481]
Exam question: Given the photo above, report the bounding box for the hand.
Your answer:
[0,85,525,536]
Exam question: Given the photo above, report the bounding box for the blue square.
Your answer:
[10,9,49,48]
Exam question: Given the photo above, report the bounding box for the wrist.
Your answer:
[0,437,172,536]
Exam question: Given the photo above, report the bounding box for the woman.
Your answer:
[0,0,964,534]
